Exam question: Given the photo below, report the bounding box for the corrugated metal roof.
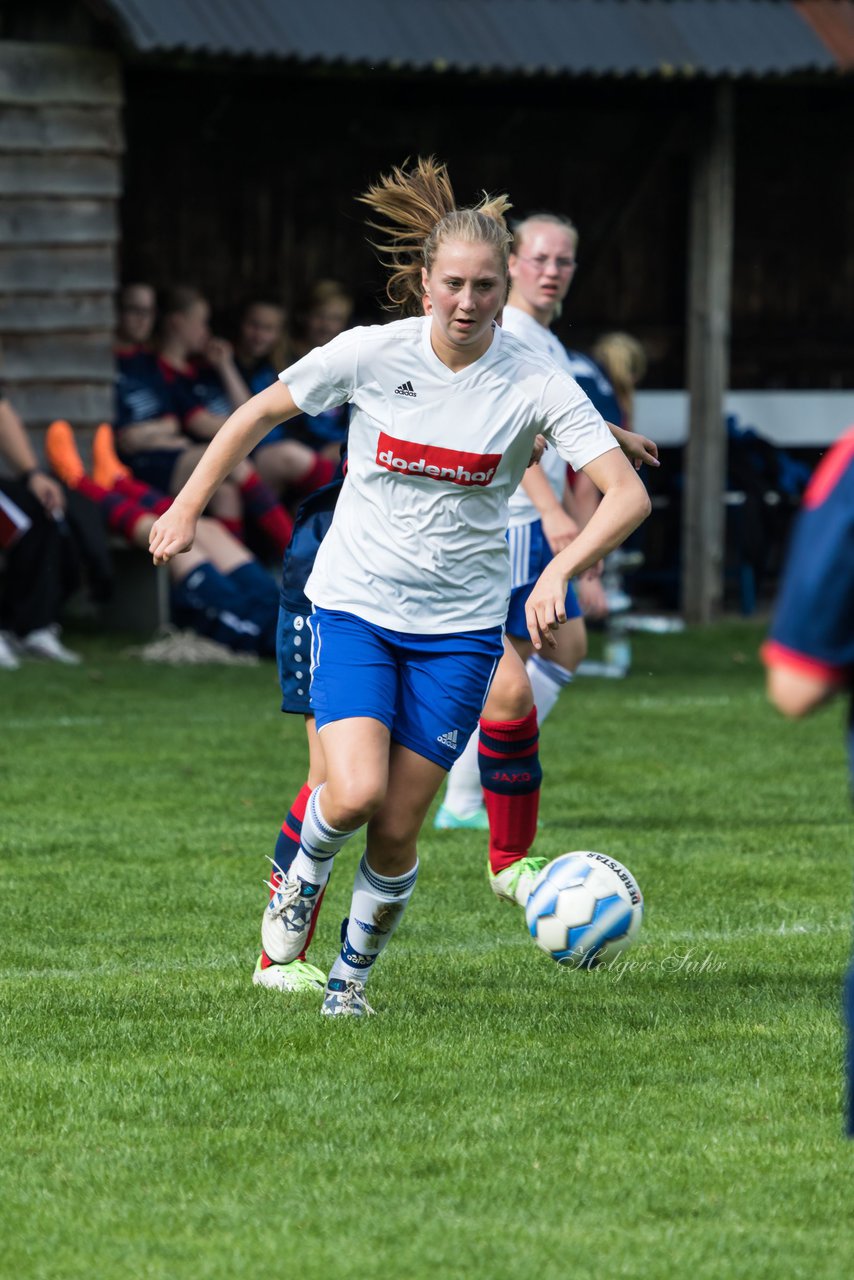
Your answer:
[795,0,854,68]
[99,0,847,78]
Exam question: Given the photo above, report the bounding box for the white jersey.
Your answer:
[505,306,617,532]
[281,315,616,633]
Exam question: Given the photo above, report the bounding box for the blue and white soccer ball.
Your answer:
[525,851,643,969]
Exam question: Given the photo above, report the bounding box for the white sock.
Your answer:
[441,729,483,817]
[329,853,419,984]
[290,784,356,887]
[526,653,573,725]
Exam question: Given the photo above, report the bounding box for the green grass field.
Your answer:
[2,621,852,1279]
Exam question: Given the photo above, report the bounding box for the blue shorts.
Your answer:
[505,519,581,639]
[306,607,504,770]
[277,606,313,713]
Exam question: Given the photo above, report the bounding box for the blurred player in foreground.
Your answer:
[149,157,650,1016]
[762,425,854,1134]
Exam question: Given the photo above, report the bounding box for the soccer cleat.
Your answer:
[18,625,82,665]
[252,954,327,993]
[321,978,376,1017]
[92,422,133,490]
[433,802,489,831]
[44,420,85,488]
[261,871,324,965]
[489,855,549,908]
[0,633,20,671]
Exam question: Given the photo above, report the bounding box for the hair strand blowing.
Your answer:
[359,157,513,315]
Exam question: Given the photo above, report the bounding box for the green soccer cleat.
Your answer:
[320,978,376,1017]
[433,802,489,831]
[252,955,327,993]
[489,855,549,908]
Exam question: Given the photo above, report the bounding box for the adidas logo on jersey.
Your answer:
[394,380,417,397]
[436,729,459,750]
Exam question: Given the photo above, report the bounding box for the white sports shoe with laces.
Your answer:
[261,869,324,965]
[19,625,81,665]
[321,978,376,1017]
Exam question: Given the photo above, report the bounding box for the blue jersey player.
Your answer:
[762,425,854,1135]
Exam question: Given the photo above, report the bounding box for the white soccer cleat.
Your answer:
[489,855,549,908]
[321,978,376,1017]
[18,625,81,665]
[261,871,323,965]
[0,632,20,670]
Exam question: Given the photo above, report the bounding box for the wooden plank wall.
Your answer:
[0,41,121,433]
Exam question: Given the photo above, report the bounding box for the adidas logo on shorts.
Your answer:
[394,380,417,397]
[436,729,459,750]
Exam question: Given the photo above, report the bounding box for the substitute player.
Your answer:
[435,207,655,860]
[761,425,854,1134]
[437,211,658,911]
[149,157,650,1016]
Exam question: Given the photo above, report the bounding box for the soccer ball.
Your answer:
[525,851,643,969]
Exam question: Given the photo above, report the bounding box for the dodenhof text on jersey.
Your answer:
[375,431,502,487]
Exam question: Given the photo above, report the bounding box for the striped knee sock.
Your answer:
[271,782,312,884]
[111,473,161,504]
[478,707,542,875]
[290,783,356,887]
[239,472,293,555]
[100,488,158,540]
[329,853,419,984]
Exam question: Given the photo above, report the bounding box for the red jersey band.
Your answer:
[761,639,849,685]
[375,430,502,487]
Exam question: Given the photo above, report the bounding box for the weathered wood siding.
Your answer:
[0,42,121,427]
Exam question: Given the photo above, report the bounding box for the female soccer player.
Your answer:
[149,158,650,1016]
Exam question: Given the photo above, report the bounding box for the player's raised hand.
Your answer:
[525,568,569,650]
[149,505,197,566]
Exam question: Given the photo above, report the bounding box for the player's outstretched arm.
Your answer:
[525,448,650,649]
[149,381,301,565]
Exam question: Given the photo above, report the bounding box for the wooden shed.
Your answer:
[0,38,121,428]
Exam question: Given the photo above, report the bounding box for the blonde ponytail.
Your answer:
[359,157,512,315]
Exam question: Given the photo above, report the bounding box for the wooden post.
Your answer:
[682,82,735,624]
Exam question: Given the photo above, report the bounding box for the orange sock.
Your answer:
[44,420,85,488]
[92,423,132,490]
